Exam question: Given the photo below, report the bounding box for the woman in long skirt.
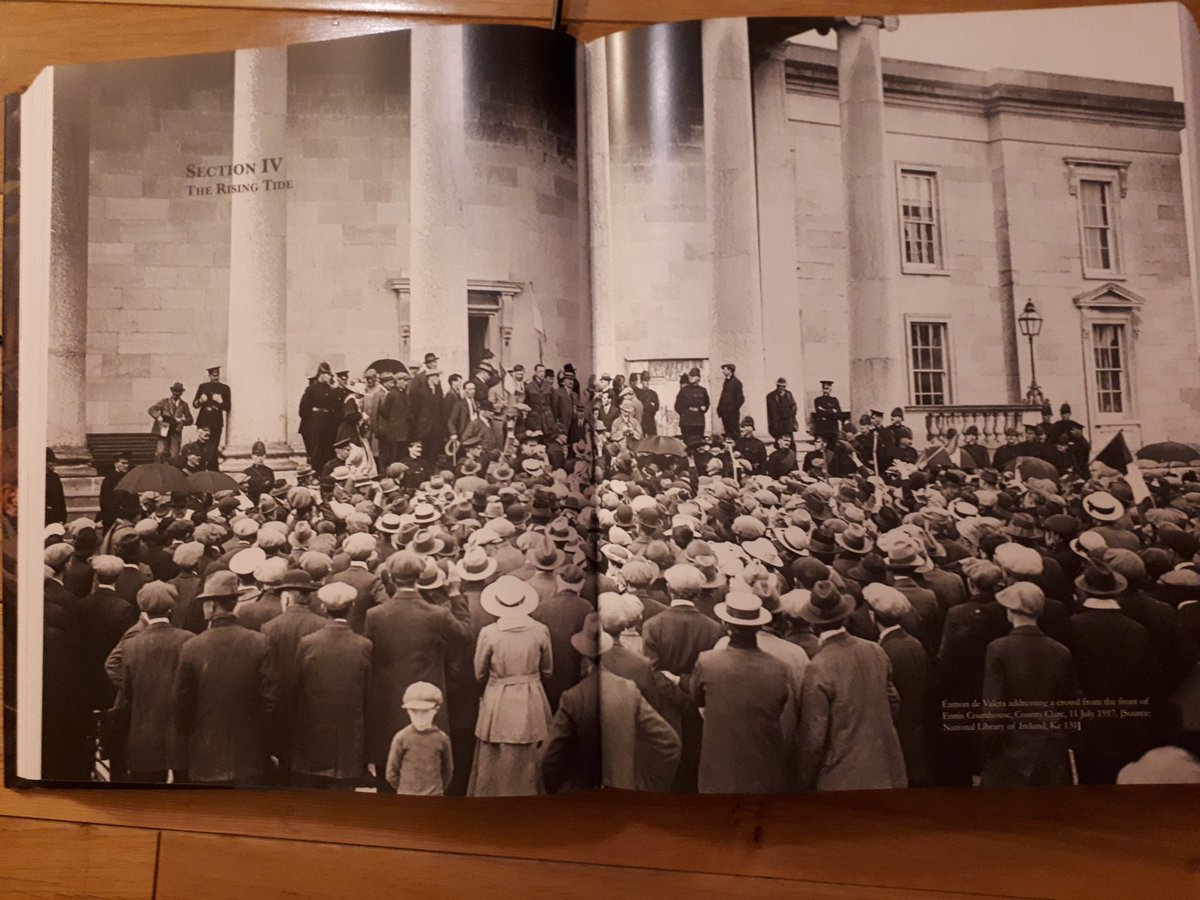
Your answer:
[467,575,553,796]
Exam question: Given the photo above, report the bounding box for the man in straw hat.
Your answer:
[291,582,373,790]
[979,581,1078,787]
[543,614,680,793]
[175,569,277,785]
[796,580,907,791]
[690,592,794,793]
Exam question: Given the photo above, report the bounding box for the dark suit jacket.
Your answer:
[376,386,413,442]
[175,613,277,783]
[262,605,329,752]
[716,376,744,417]
[531,589,594,712]
[116,620,193,772]
[365,589,470,766]
[293,621,373,780]
[980,625,1078,787]
[42,578,90,780]
[641,604,723,683]
[78,586,140,710]
[766,389,797,437]
[881,628,932,785]
[168,571,206,634]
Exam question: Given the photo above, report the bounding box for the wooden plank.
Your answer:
[0,815,158,900]
[154,830,1002,900]
[4,784,1200,898]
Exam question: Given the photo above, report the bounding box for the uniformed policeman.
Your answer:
[673,367,710,442]
[193,366,231,461]
[244,440,275,503]
[811,380,842,443]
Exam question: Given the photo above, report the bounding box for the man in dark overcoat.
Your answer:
[192,366,230,463]
[715,363,744,437]
[673,368,710,442]
[766,378,797,440]
[364,551,471,791]
[174,570,278,785]
[114,581,193,783]
[292,583,373,789]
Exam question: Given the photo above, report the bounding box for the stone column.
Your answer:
[752,41,804,414]
[1181,5,1200,351]
[703,18,767,431]
[225,47,291,458]
[409,26,469,381]
[837,16,904,416]
[587,40,617,377]
[42,67,92,467]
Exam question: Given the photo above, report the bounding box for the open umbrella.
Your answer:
[634,435,687,458]
[1136,441,1200,464]
[366,357,409,377]
[1002,456,1060,481]
[187,470,243,494]
[115,463,191,495]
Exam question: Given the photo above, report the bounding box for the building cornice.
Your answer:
[784,53,1185,131]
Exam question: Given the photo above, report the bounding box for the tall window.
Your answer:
[909,321,950,406]
[1079,179,1117,273]
[1066,159,1128,279]
[1092,323,1127,414]
[899,169,943,271]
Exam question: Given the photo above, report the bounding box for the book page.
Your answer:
[8,22,600,794]
[584,5,1200,793]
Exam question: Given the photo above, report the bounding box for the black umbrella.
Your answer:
[187,470,242,494]
[115,463,191,494]
[1136,441,1200,464]
[1001,456,1060,481]
[634,435,688,458]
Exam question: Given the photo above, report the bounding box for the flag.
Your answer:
[1092,430,1152,505]
[531,303,545,338]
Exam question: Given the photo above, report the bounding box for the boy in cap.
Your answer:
[385,682,453,796]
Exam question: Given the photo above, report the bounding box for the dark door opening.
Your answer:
[468,314,490,375]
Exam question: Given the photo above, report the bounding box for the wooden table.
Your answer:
[2,2,1200,896]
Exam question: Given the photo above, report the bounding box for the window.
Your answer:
[1092,323,1127,414]
[909,321,950,406]
[1065,159,1129,279]
[898,168,944,272]
[1079,179,1116,272]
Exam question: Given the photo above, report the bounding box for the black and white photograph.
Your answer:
[8,4,1200,796]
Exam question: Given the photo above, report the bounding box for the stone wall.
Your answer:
[86,53,234,433]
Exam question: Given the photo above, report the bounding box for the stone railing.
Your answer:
[906,404,1043,449]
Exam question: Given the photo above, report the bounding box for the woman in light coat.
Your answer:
[467,575,553,796]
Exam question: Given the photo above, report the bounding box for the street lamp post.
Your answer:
[1016,299,1044,406]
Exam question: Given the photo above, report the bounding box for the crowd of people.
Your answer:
[34,352,1200,793]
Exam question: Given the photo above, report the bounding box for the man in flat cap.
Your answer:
[113,581,192,783]
[79,555,140,719]
[292,582,373,789]
[673,368,710,442]
[810,380,842,443]
[192,366,231,462]
[979,582,1079,787]
[766,377,797,441]
[148,382,194,463]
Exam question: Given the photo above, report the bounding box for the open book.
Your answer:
[7,5,1200,795]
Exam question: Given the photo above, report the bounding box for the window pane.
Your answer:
[900,170,941,267]
[910,321,950,406]
[1079,179,1116,272]
[1093,323,1126,414]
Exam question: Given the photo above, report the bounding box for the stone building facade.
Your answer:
[35,26,588,473]
[590,17,1200,447]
